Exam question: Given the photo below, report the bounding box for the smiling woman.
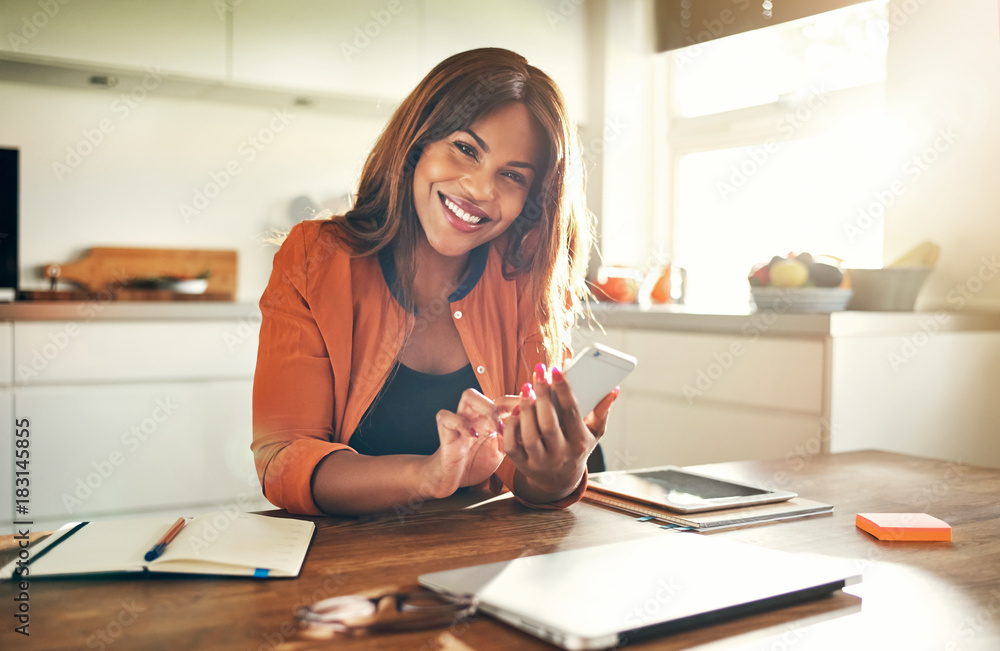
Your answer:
[251,48,616,518]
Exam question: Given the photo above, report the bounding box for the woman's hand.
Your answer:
[503,363,619,503]
[422,388,505,499]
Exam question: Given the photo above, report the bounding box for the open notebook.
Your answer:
[1,512,314,580]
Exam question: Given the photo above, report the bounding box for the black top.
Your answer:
[350,362,483,456]
[377,241,491,308]
[353,242,490,456]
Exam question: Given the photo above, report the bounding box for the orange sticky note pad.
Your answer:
[856,513,951,541]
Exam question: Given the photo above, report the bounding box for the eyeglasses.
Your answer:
[295,590,478,637]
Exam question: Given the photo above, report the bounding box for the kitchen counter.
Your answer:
[6,300,998,335]
[0,300,260,321]
[586,302,1000,337]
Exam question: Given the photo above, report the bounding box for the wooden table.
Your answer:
[2,450,999,650]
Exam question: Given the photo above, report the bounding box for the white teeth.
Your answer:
[444,197,483,225]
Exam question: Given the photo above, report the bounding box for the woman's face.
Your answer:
[412,102,547,261]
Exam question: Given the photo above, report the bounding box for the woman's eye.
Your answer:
[453,141,477,159]
[503,171,527,185]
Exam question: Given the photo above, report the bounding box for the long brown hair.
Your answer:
[335,47,592,364]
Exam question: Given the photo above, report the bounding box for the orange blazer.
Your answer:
[252,219,585,515]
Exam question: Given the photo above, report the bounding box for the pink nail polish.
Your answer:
[521,382,533,398]
[534,362,546,379]
[551,367,564,383]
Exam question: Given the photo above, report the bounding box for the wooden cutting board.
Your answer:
[42,247,238,300]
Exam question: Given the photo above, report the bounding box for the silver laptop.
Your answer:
[419,533,861,650]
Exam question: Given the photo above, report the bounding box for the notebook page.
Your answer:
[155,513,312,575]
[29,517,177,576]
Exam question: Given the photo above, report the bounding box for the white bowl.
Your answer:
[845,267,932,311]
[751,287,853,313]
[171,278,209,294]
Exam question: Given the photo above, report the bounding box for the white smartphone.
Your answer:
[560,344,637,416]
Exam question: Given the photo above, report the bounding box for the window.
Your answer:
[660,1,895,309]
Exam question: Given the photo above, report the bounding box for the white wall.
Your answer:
[884,0,1000,311]
[0,80,381,301]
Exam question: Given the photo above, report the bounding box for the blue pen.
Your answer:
[144,517,186,562]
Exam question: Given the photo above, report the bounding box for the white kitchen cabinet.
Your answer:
[0,0,227,78]
[621,394,822,468]
[230,0,424,99]
[230,0,588,118]
[13,320,258,385]
[15,381,263,527]
[580,308,1000,471]
[0,323,12,385]
[0,308,271,535]
[1,0,589,122]
[421,0,589,121]
[585,327,826,470]
[830,331,1000,464]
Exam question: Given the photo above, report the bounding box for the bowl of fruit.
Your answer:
[748,253,852,312]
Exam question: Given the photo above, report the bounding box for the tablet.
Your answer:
[587,465,797,513]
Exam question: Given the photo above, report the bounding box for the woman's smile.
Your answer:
[412,101,547,260]
[439,192,491,230]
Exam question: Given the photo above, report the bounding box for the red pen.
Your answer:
[144,517,186,561]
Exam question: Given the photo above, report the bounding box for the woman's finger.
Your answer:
[494,395,520,417]
[531,363,565,452]
[502,412,527,462]
[549,366,588,444]
[584,387,619,439]
[515,382,545,454]
[435,409,477,442]
[456,387,502,436]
